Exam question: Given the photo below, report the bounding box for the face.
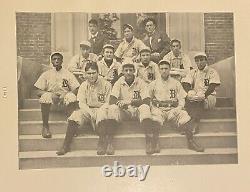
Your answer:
[195,56,207,70]
[89,23,98,35]
[140,51,151,64]
[122,66,135,81]
[171,41,181,56]
[145,21,156,34]
[86,68,98,84]
[51,54,63,69]
[159,63,171,80]
[103,48,114,60]
[80,46,90,58]
[124,28,133,40]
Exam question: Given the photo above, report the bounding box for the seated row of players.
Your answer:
[34,47,220,156]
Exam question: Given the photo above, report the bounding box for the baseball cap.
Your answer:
[158,59,170,66]
[122,58,135,68]
[194,52,207,59]
[50,51,63,59]
[80,40,91,48]
[123,24,134,31]
[103,44,115,50]
[139,46,151,53]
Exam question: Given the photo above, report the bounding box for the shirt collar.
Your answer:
[121,76,138,87]
[171,51,183,59]
[91,32,98,38]
[138,61,154,69]
[124,36,135,44]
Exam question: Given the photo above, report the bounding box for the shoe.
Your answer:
[106,143,114,155]
[56,147,69,156]
[188,139,204,152]
[153,140,161,153]
[97,137,107,155]
[42,127,52,138]
[146,137,153,155]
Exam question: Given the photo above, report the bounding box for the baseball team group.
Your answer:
[33,17,220,156]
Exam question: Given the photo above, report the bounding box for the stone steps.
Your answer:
[18,119,237,135]
[19,148,238,169]
[19,132,237,152]
[18,107,236,121]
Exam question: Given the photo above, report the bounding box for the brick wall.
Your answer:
[204,13,234,64]
[16,13,51,65]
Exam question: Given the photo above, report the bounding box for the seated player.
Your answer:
[97,44,122,85]
[106,58,155,155]
[149,60,204,153]
[163,39,192,81]
[135,46,160,84]
[67,41,98,83]
[56,61,112,155]
[114,24,145,63]
[34,52,80,138]
[182,52,221,134]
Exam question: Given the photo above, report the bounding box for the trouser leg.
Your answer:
[56,120,78,155]
[41,103,52,138]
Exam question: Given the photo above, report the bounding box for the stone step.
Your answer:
[19,118,237,135]
[19,132,237,152]
[19,148,238,169]
[22,97,234,109]
[18,107,237,121]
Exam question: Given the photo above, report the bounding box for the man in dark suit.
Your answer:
[88,19,109,56]
[141,18,171,63]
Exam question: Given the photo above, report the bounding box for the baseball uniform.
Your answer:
[182,66,220,109]
[108,76,151,122]
[68,77,112,129]
[34,68,80,106]
[149,77,191,126]
[135,61,160,84]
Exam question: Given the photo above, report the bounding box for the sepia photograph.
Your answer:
[16,12,237,170]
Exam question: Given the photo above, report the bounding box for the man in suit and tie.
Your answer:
[88,19,110,56]
[142,18,171,63]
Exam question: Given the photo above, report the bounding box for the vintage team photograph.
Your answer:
[17,12,237,170]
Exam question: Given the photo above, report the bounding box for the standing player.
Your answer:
[106,58,155,155]
[68,41,98,82]
[149,60,204,153]
[135,46,160,84]
[182,52,220,134]
[163,39,192,81]
[56,61,112,155]
[34,52,80,138]
[115,24,145,63]
[97,44,121,85]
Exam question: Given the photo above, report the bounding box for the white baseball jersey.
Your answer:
[77,77,112,109]
[182,66,220,95]
[135,61,160,83]
[111,76,150,101]
[149,77,187,108]
[34,68,80,94]
[97,58,122,79]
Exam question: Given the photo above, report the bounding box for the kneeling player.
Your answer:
[149,60,204,152]
[34,52,80,138]
[56,61,112,155]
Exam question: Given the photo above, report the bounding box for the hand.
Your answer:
[51,92,60,104]
[116,100,131,109]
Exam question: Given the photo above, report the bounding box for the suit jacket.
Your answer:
[89,32,110,55]
[142,30,171,61]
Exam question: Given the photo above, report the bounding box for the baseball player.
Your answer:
[114,24,146,63]
[57,61,112,156]
[107,58,155,155]
[163,39,192,81]
[182,52,221,134]
[135,46,160,84]
[67,41,98,83]
[97,44,122,85]
[149,60,204,152]
[34,52,80,138]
